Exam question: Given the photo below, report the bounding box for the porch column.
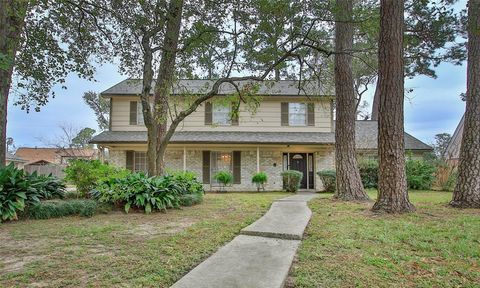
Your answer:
[183,146,187,172]
[256,146,260,172]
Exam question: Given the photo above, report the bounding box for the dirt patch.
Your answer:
[0,233,49,274]
[120,219,197,239]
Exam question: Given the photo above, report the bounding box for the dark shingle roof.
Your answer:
[91,131,336,145]
[354,121,432,150]
[91,121,432,150]
[101,79,332,97]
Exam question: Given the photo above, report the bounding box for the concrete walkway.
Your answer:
[171,192,318,288]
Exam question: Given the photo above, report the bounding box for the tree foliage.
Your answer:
[83,91,109,131]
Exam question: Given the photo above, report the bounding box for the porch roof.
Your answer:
[91,131,336,145]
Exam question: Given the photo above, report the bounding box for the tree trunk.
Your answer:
[333,0,369,201]
[370,82,380,121]
[450,0,480,208]
[153,0,184,175]
[372,0,415,213]
[0,1,28,168]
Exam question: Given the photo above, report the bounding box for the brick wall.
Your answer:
[107,147,336,192]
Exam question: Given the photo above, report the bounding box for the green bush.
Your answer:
[171,171,204,195]
[213,171,233,187]
[406,158,437,190]
[358,160,379,189]
[0,164,29,221]
[281,170,303,192]
[317,170,336,192]
[252,172,268,191]
[1,164,66,221]
[23,199,103,219]
[91,171,204,213]
[64,160,130,196]
[357,158,437,190]
[28,172,66,200]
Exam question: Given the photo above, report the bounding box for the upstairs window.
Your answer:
[137,101,144,125]
[212,103,231,126]
[289,103,307,126]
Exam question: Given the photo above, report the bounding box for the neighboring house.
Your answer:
[15,147,98,166]
[445,114,464,167]
[90,79,432,191]
[5,152,27,168]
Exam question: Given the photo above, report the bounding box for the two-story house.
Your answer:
[91,79,432,191]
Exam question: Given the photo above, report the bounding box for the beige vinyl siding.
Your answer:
[110,96,333,132]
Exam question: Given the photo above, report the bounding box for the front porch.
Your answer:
[106,144,335,192]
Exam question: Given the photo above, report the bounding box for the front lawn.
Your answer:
[0,192,288,287]
[290,190,480,287]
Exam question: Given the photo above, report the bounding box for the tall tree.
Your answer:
[83,91,110,131]
[0,0,28,167]
[450,0,480,208]
[372,0,415,213]
[333,0,369,201]
[71,127,96,148]
[433,133,452,159]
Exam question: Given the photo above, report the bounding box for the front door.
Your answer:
[289,153,307,189]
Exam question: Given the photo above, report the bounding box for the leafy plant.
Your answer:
[64,160,130,197]
[27,172,66,200]
[358,159,379,189]
[251,172,268,191]
[91,171,204,214]
[281,170,303,192]
[0,164,29,221]
[406,158,437,190]
[358,158,437,190]
[213,171,233,191]
[317,170,336,192]
[1,164,67,221]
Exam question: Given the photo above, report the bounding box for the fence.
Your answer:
[24,164,67,179]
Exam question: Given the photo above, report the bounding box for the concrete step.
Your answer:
[240,201,312,240]
[171,235,300,288]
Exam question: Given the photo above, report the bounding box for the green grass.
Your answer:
[290,190,480,288]
[0,192,288,287]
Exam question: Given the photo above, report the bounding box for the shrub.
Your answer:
[406,158,437,190]
[171,171,204,195]
[64,160,130,196]
[23,199,103,219]
[213,171,233,190]
[91,171,204,213]
[358,160,379,189]
[317,170,336,192]
[281,170,303,192]
[251,172,268,191]
[0,164,29,221]
[28,172,66,200]
[357,158,437,190]
[0,164,66,221]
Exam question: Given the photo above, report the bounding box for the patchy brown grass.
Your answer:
[0,192,288,287]
[289,190,480,288]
